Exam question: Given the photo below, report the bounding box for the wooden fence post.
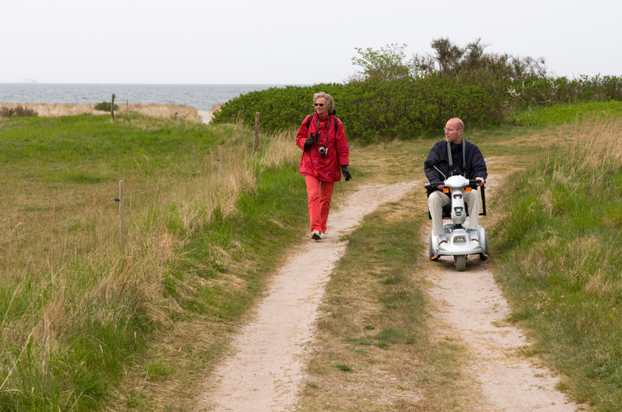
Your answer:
[177,105,181,125]
[218,147,223,175]
[119,180,124,241]
[126,99,129,113]
[111,94,116,122]
[254,112,260,153]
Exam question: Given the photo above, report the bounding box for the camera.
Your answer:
[319,146,328,155]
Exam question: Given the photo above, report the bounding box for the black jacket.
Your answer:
[424,139,487,183]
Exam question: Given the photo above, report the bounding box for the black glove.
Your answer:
[341,165,351,182]
[304,136,314,150]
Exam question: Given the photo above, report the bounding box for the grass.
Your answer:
[493,118,622,410]
[2,99,620,410]
[509,100,622,127]
[0,113,306,411]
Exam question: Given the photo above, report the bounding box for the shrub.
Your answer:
[94,101,119,111]
[212,73,506,142]
[213,40,622,141]
[0,106,38,118]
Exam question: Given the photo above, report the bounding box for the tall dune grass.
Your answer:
[494,118,622,410]
[0,114,300,410]
[0,102,199,120]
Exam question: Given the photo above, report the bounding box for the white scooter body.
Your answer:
[428,175,489,271]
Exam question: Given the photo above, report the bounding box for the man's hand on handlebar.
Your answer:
[476,177,485,187]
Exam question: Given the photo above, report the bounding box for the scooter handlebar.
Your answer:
[428,182,444,188]
[426,180,481,189]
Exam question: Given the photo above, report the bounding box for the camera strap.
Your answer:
[307,113,339,137]
[314,115,333,158]
[315,115,332,143]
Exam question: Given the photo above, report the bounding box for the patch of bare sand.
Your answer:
[425,174,579,412]
[198,181,416,412]
[199,104,222,125]
[198,111,213,124]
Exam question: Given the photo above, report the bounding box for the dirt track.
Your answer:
[424,174,577,411]
[198,182,416,411]
[197,175,578,411]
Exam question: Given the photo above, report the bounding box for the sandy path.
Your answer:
[198,182,417,411]
[198,111,213,124]
[426,175,578,411]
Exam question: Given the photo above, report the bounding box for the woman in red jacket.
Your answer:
[296,92,351,240]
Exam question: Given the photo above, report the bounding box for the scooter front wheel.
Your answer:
[456,255,466,271]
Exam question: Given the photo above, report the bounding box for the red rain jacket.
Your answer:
[296,113,349,182]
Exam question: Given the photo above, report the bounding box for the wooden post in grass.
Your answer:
[218,147,223,175]
[111,94,116,122]
[177,105,181,125]
[119,180,125,241]
[254,112,260,153]
[126,99,129,113]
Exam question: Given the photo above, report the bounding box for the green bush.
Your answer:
[509,75,622,109]
[213,73,507,142]
[212,40,622,141]
[94,101,119,111]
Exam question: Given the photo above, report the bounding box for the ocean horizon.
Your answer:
[0,83,301,111]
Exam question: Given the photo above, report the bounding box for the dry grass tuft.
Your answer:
[258,129,300,170]
[584,271,615,297]
[552,118,622,173]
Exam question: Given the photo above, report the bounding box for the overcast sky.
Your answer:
[1,0,620,84]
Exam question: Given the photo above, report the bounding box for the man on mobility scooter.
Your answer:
[424,118,489,271]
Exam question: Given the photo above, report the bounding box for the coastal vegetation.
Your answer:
[213,39,622,142]
[0,105,38,118]
[0,113,306,410]
[494,117,622,410]
[0,102,199,119]
[2,54,622,409]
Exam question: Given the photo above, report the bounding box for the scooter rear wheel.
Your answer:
[456,255,466,271]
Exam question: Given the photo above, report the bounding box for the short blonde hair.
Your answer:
[313,92,335,113]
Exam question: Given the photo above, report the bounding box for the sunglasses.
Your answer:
[314,103,324,107]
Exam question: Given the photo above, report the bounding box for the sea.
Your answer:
[0,83,292,111]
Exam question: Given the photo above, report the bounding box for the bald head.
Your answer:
[449,118,464,130]
[444,118,464,144]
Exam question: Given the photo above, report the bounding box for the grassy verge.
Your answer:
[493,118,622,411]
[509,100,622,127]
[296,193,478,411]
[0,114,307,411]
[107,164,311,410]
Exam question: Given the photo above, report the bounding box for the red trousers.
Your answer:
[305,175,335,233]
